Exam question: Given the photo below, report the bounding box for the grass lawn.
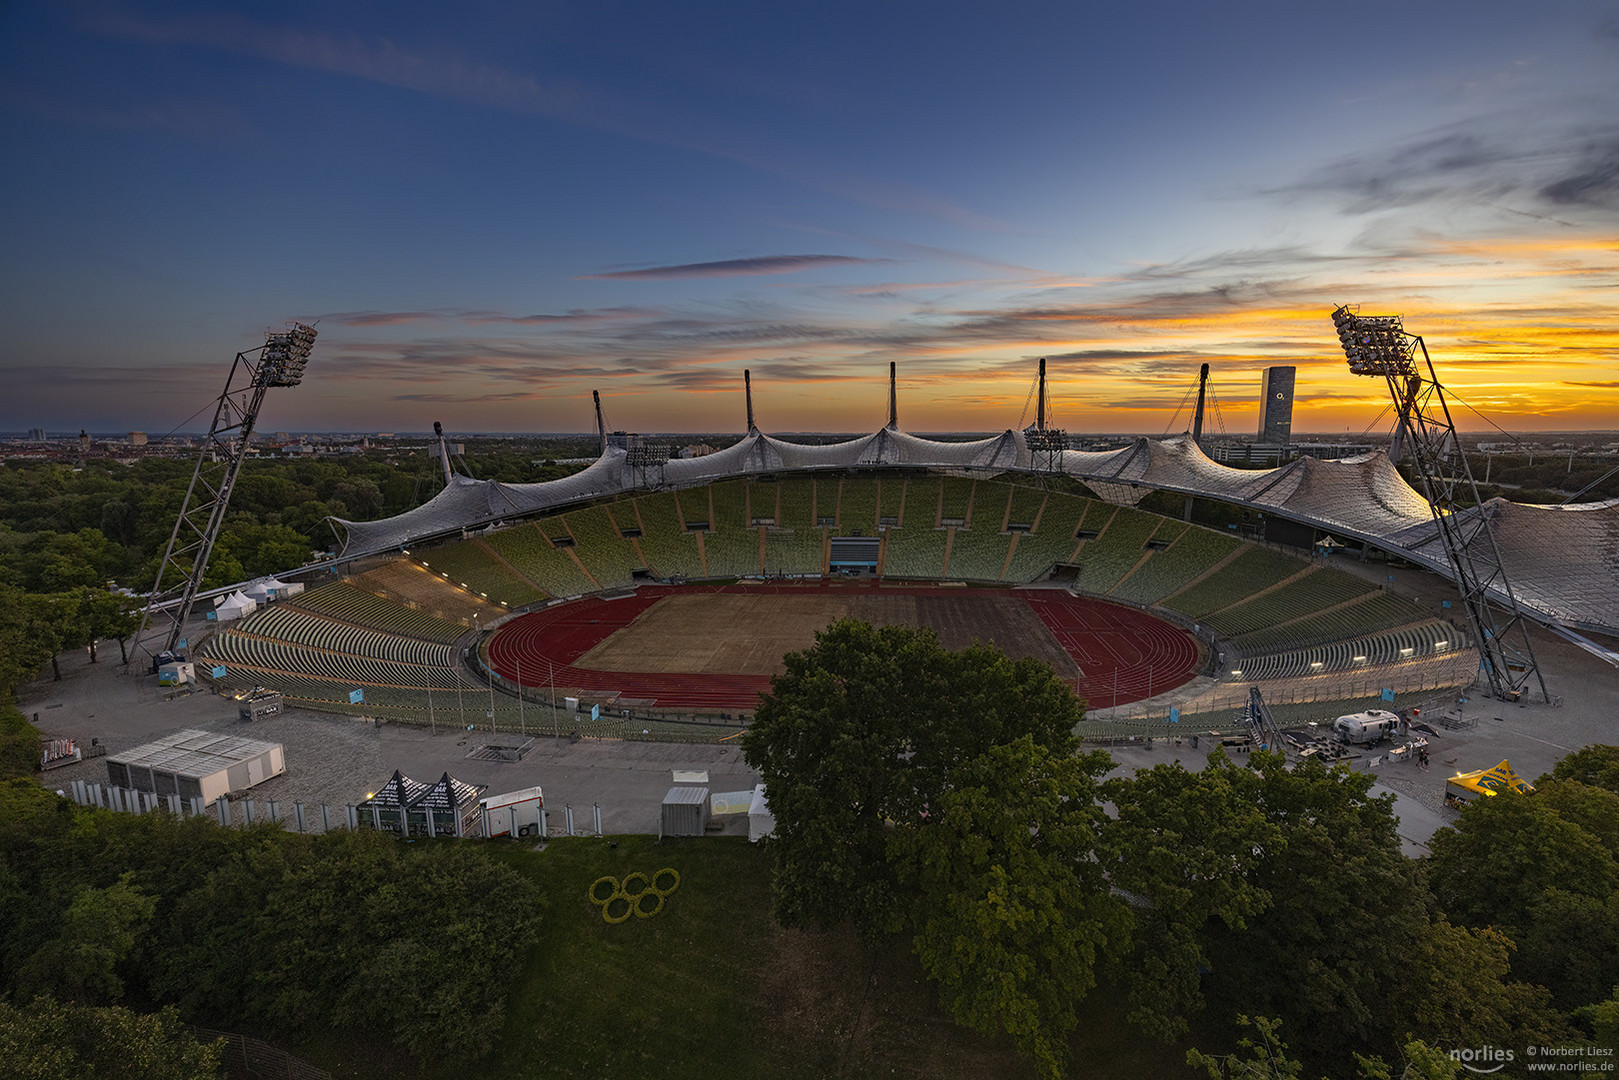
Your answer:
[303,833,1211,1080]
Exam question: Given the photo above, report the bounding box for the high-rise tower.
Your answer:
[1258,366,1295,444]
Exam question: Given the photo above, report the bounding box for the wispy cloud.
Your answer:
[78,9,1004,231]
[583,255,892,280]
[1267,114,1619,217]
[319,310,445,327]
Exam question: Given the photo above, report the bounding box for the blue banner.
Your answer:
[349,688,364,704]
[1381,688,1394,702]
[212,665,227,679]
[1169,707,1180,724]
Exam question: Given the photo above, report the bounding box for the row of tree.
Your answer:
[0,779,545,1072]
[0,448,595,595]
[742,620,1619,1078]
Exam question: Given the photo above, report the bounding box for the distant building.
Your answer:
[128,431,148,446]
[1258,366,1296,445]
[27,428,46,442]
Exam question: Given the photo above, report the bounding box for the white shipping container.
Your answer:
[479,785,544,838]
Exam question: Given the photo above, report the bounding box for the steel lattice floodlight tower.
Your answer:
[132,323,318,663]
[1024,357,1069,474]
[1329,305,1546,702]
[623,434,671,490]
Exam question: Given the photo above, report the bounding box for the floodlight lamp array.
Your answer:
[624,436,671,467]
[1025,428,1068,453]
[1331,306,1415,378]
[256,322,318,387]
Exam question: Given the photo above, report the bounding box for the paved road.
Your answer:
[20,614,1618,846]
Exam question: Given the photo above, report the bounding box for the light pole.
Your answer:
[516,651,525,737]
[475,612,494,731]
[426,663,435,737]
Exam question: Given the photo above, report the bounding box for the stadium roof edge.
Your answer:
[326,427,1619,635]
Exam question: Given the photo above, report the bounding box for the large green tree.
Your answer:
[1101,750,1282,1038]
[1428,776,1619,1011]
[888,737,1128,1078]
[1206,754,1428,1062]
[741,619,1084,937]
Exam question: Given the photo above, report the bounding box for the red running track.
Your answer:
[486,583,1201,713]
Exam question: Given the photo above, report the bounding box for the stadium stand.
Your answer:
[1230,619,1463,680]
[837,475,879,535]
[204,630,466,689]
[1106,525,1243,607]
[1001,491,1088,581]
[777,475,817,529]
[1005,483,1045,529]
[901,475,941,527]
[415,540,546,608]
[883,524,948,579]
[1204,567,1378,638]
[236,605,456,667]
[1226,591,1432,655]
[350,562,498,625]
[290,582,468,643]
[944,523,1014,581]
[483,525,595,598]
[748,480,780,522]
[940,476,974,523]
[1162,546,1308,620]
[632,493,706,578]
[877,475,905,524]
[764,526,825,575]
[702,482,761,576]
[562,505,640,590]
[1072,506,1160,595]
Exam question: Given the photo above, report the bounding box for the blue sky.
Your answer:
[3,1,1617,435]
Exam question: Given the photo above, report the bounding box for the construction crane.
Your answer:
[1329,306,1546,702]
[130,322,318,666]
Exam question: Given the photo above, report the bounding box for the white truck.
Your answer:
[1332,709,1401,746]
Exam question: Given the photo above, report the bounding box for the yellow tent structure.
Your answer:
[1445,760,1534,807]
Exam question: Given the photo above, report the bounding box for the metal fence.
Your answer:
[191,1027,331,1080]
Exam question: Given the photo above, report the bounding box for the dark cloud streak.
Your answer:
[583,255,892,280]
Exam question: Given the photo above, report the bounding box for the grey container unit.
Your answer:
[661,786,710,837]
[239,691,283,721]
[105,728,286,803]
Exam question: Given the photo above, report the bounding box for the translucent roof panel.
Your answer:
[328,430,1619,635]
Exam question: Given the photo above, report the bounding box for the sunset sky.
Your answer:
[3,1,1617,436]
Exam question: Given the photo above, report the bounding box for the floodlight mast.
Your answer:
[131,323,318,664]
[1329,306,1546,702]
[1023,358,1068,473]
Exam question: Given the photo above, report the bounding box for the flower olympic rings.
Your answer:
[587,868,681,923]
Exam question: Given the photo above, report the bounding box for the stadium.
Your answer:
[195,363,1619,740]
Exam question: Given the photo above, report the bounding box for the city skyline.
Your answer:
[3,2,1617,436]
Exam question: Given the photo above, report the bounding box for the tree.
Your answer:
[1427,788,1619,934]
[14,873,157,1004]
[0,998,223,1080]
[741,619,1084,937]
[1101,750,1281,1038]
[1205,754,1427,1062]
[888,737,1128,1078]
[1187,1017,1465,1080]
[1404,918,1572,1051]
[1186,1015,1306,1079]
[1548,745,1619,795]
[0,586,67,686]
